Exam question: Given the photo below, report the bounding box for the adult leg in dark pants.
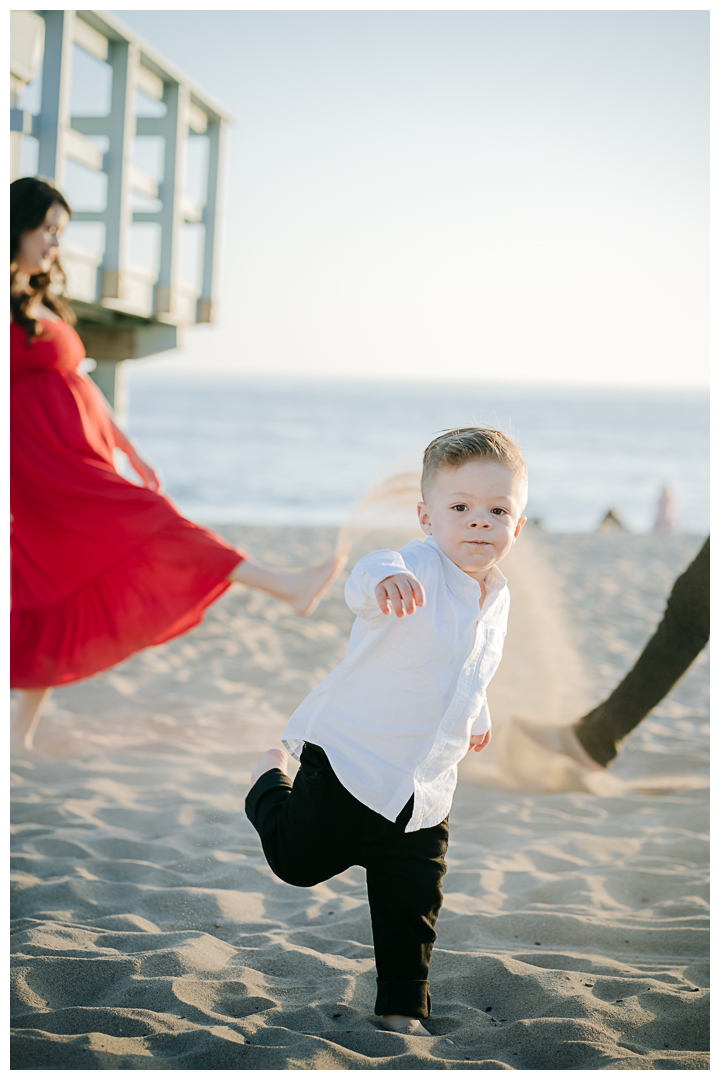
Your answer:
[245,742,449,1033]
[575,535,710,766]
[514,537,710,772]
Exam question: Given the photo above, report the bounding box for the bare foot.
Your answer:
[515,719,605,771]
[229,545,349,615]
[11,688,51,756]
[284,546,350,616]
[379,1015,432,1036]
[250,747,288,786]
[10,739,50,761]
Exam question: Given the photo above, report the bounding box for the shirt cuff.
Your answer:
[355,549,409,587]
[470,697,492,736]
[344,549,409,616]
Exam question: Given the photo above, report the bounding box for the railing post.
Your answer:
[155,81,189,317]
[102,39,138,301]
[36,9,74,186]
[197,118,225,323]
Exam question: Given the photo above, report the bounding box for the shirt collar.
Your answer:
[424,536,507,599]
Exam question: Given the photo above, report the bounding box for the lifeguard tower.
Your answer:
[10,9,232,416]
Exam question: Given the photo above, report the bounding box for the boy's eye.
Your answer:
[491,508,507,516]
[451,504,468,512]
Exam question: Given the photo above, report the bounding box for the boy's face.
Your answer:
[418,460,527,581]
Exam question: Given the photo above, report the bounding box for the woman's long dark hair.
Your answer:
[10,176,75,340]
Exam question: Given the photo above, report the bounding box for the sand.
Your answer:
[11,527,709,1070]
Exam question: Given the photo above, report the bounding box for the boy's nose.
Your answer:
[469,518,492,529]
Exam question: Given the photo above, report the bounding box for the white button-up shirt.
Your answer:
[282,536,509,832]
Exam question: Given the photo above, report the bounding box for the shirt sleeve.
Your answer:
[470,694,492,736]
[344,548,410,619]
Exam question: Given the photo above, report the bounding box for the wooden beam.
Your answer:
[129,165,159,200]
[73,16,108,62]
[136,63,165,101]
[65,127,104,171]
[188,101,208,134]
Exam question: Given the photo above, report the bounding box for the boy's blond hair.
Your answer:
[421,427,528,505]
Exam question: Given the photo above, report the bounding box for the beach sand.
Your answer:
[11,528,709,1069]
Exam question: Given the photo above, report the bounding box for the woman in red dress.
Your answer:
[10,178,346,753]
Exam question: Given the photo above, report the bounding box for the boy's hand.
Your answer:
[375,573,426,617]
[469,731,491,753]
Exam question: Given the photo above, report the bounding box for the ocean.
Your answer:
[124,373,709,535]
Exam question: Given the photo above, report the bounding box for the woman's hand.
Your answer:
[126,449,161,492]
[469,731,491,753]
[106,415,161,491]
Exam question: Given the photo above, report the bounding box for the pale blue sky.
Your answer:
[110,10,708,386]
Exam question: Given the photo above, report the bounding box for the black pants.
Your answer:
[245,742,449,1019]
[576,536,710,766]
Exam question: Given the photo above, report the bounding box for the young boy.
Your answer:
[245,427,527,1035]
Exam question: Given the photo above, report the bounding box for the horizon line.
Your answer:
[125,369,710,393]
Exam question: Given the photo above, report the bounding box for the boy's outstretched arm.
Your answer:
[375,573,426,617]
[344,550,425,620]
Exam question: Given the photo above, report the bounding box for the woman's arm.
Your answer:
[84,370,161,492]
[107,415,133,455]
[108,416,161,492]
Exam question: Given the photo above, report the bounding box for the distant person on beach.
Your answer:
[597,508,625,530]
[10,177,346,753]
[653,485,676,532]
[517,535,709,771]
[244,428,527,1035]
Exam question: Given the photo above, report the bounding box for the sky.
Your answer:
[75,10,709,386]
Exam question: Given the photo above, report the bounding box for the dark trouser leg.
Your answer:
[245,767,295,880]
[246,746,450,1019]
[245,743,358,887]
[575,537,710,766]
[365,809,449,1019]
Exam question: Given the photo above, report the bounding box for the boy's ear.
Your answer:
[417,502,433,536]
[512,516,528,543]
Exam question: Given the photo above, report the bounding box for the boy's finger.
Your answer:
[397,579,416,615]
[388,583,405,617]
[412,578,426,606]
[374,585,391,614]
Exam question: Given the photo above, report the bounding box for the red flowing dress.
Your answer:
[10,318,245,689]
